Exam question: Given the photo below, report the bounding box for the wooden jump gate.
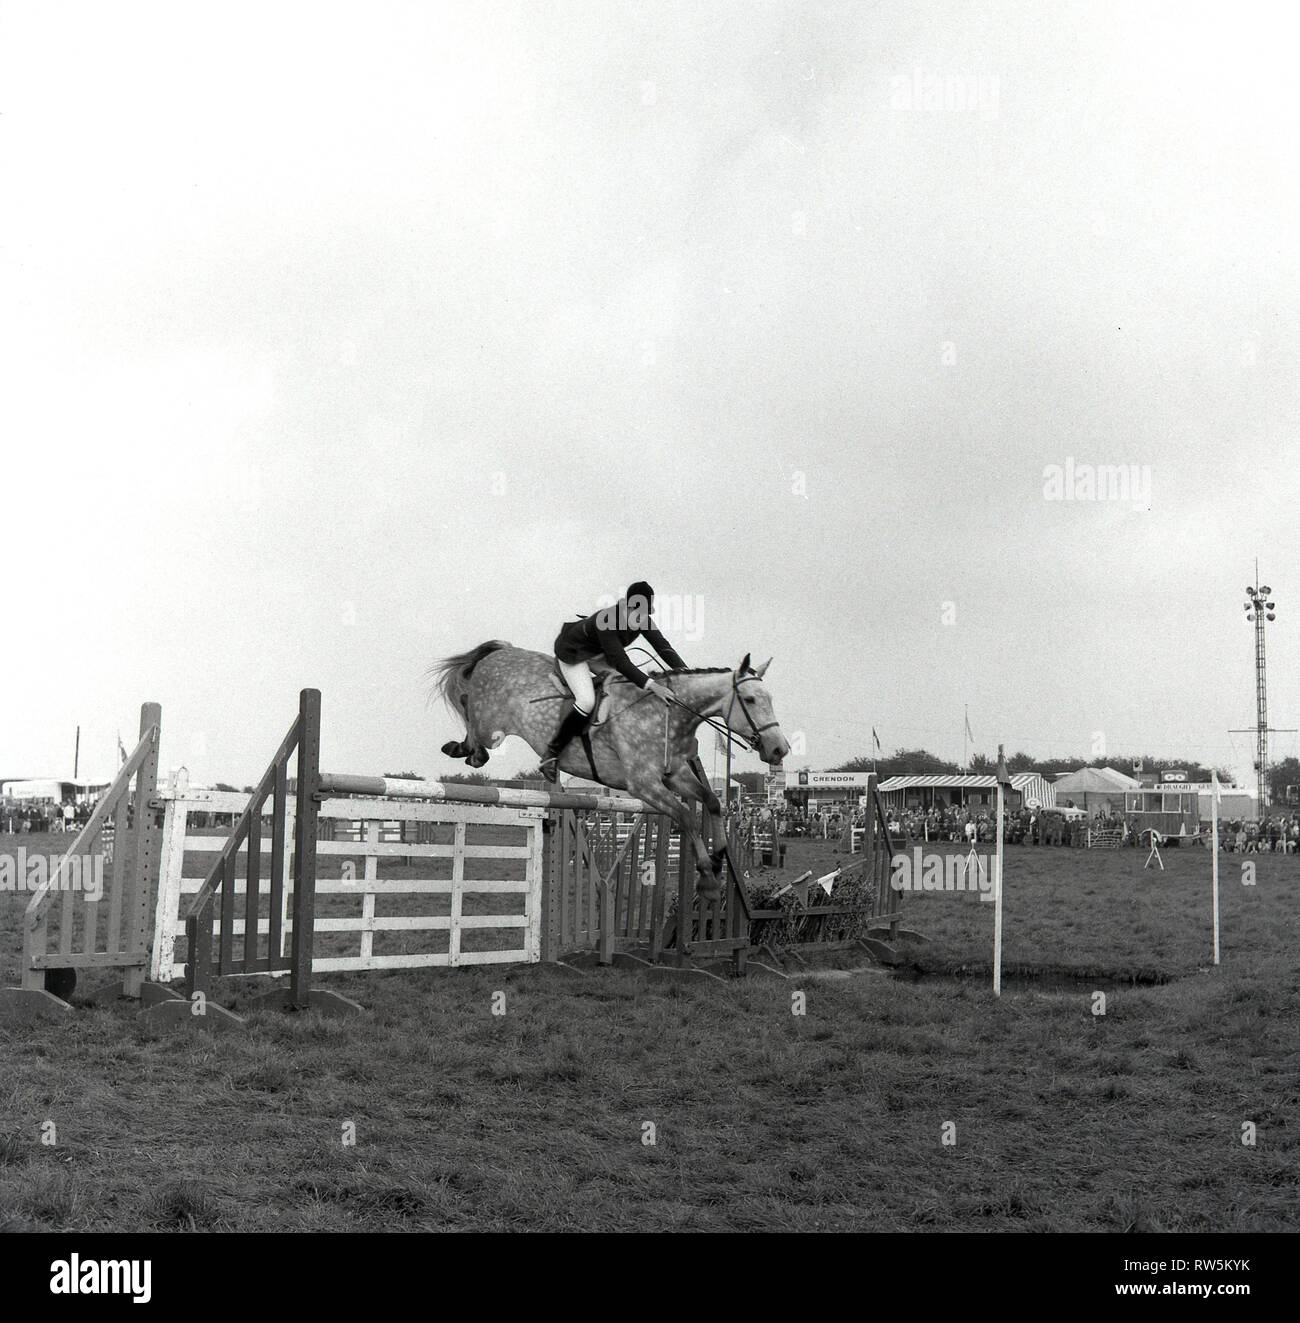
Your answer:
[2,689,906,1028]
[0,703,168,1021]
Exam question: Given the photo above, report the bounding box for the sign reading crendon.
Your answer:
[793,772,876,788]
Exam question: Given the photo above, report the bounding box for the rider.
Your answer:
[541,580,686,782]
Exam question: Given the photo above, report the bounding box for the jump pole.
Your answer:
[993,784,1003,997]
[993,745,1008,997]
[1211,770,1220,965]
[315,772,648,815]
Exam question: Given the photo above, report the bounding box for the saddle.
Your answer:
[548,660,627,728]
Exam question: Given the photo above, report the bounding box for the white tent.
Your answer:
[1051,766,1140,811]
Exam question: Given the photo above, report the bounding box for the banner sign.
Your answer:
[793,772,875,789]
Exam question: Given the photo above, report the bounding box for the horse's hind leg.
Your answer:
[440,694,491,766]
[441,738,490,767]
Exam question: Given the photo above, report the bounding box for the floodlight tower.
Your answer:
[1243,573,1276,815]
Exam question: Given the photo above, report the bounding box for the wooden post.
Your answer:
[187,901,213,1002]
[1211,770,1220,966]
[993,747,1007,997]
[268,759,288,969]
[674,826,692,964]
[866,773,881,915]
[993,781,1004,997]
[540,814,559,963]
[648,816,670,962]
[245,796,262,971]
[289,688,322,1009]
[121,701,162,998]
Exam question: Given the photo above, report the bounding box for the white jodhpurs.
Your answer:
[558,658,595,716]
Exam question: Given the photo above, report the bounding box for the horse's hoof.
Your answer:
[440,741,464,758]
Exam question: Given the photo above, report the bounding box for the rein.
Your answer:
[657,672,775,757]
[622,644,772,756]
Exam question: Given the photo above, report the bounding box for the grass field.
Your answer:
[2,831,1297,1232]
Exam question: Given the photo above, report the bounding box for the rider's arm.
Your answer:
[642,621,686,670]
[595,628,653,687]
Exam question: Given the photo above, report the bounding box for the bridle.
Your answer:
[722,671,780,752]
[646,666,776,758]
[618,646,778,759]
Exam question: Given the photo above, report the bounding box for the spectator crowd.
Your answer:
[0,799,91,834]
[1220,815,1300,853]
[761,799,1300,854]
[8,790,1300,857]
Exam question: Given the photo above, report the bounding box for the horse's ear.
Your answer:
[754,657,772,678]
[738,653,752,674]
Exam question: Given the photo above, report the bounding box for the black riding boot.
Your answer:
[541,706,589,783]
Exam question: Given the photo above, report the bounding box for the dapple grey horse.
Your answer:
[431,642,789,899]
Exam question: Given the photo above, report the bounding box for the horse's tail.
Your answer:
[428,641,512,716]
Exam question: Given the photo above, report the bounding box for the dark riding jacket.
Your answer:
[554,607,686,688]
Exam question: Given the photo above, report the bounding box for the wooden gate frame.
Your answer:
[0,703,174,1022]
[5,689,909,1030]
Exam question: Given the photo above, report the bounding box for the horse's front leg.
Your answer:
[631,775,722,902]
[665,761,726,878]
[666,767,724,889]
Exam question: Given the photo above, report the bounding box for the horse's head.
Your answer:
[726,655,790,766]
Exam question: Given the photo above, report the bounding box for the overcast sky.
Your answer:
[3,1,1296,789]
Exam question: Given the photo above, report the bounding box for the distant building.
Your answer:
[877,772,1056,812]
[775,769,876,810]
[1126,770,1255,831]
[0,777,109,805]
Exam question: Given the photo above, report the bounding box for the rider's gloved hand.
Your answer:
[644,679,672,702]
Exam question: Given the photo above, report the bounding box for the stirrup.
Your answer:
[540,755,560,783]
